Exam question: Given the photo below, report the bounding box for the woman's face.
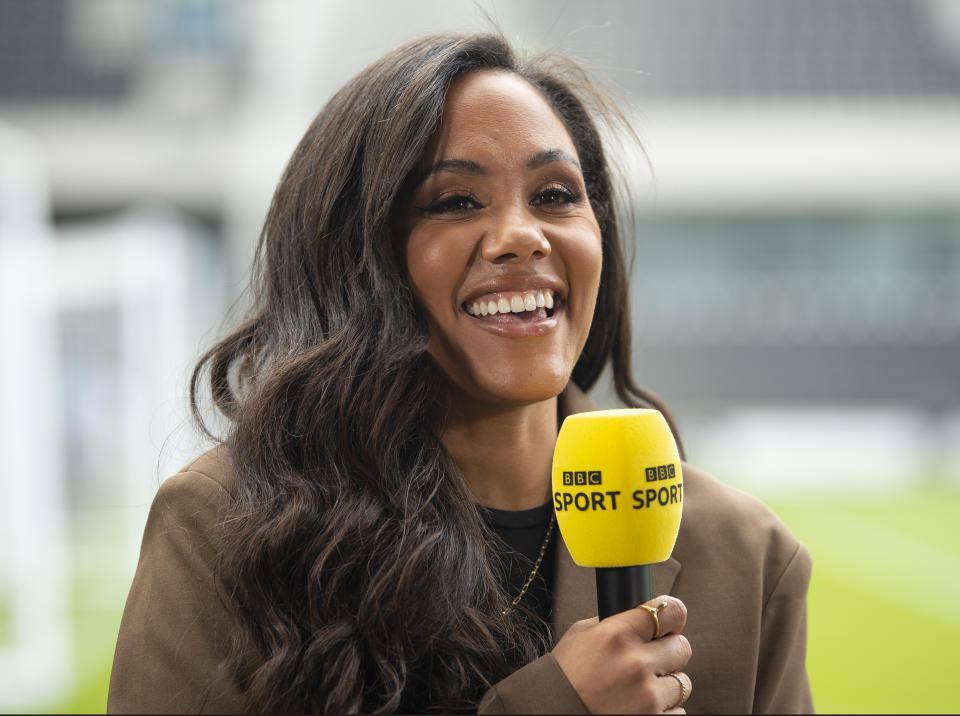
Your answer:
[403,69,603,408]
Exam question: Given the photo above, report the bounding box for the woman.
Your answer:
[109,33,812,714]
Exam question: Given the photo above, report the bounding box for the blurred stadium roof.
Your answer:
[1,0,958,102]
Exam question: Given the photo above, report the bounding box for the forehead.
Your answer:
[426,69,578,161]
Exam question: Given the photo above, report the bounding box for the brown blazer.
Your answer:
[108,387,813,714]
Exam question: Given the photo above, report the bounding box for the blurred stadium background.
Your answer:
[1,0,958,712]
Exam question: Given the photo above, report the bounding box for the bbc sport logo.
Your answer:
[562,471,602,486]
[645,464,677,482]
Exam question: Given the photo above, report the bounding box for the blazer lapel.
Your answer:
[551,383,683,642]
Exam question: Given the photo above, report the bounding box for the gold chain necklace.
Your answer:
[502,512,556,615]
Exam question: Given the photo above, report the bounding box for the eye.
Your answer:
[531,183,582,209]
[420,193,482,215]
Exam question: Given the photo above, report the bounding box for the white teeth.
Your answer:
[467,290,556,317]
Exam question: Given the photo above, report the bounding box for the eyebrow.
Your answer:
[527,149,581,171]
[413,148,582,188]
[413,159,485,188]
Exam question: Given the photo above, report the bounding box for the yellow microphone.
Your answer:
[552,409,683,619]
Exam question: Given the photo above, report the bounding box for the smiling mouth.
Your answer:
[463,289,558,322]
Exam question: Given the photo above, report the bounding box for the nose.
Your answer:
[481,207,551,264]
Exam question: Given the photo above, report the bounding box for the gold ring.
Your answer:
[636,600,668,639]
[667,672,688,708]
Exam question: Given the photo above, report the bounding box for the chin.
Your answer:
[470,365,571,407]
[427,338,579,409]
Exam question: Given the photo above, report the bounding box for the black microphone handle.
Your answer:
[596,564,653,620]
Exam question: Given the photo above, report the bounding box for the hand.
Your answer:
[551,595,693,714]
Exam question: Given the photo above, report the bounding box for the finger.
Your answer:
[659,671,693,710]
[607,595,686,642]
[644,595,687,638]
[643,634,693,676]
[657,671,691,713]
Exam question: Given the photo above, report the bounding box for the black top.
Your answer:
[480,501,557,636]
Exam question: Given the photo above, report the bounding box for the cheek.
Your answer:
[405,228,470,324]
[567,227,604,353]
[405,232,436,296]
[571,226,604,300]
[588,238,603,287]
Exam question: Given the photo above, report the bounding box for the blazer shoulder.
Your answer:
[172,443,238,499]
[678,463,810,603]
[109,442,245,714]
[681,462,796,543]
[145,445,239,545]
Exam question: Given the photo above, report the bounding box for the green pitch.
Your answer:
[766,484,960,714]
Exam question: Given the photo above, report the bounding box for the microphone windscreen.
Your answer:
[552,409,683,568]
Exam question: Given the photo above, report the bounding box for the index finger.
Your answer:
[604,594,687,642]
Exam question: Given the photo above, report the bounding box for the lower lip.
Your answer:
[462,303,563,338]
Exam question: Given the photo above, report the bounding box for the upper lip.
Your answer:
[460,275,566,306]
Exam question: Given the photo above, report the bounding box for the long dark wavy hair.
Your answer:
[191,32,683,713]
